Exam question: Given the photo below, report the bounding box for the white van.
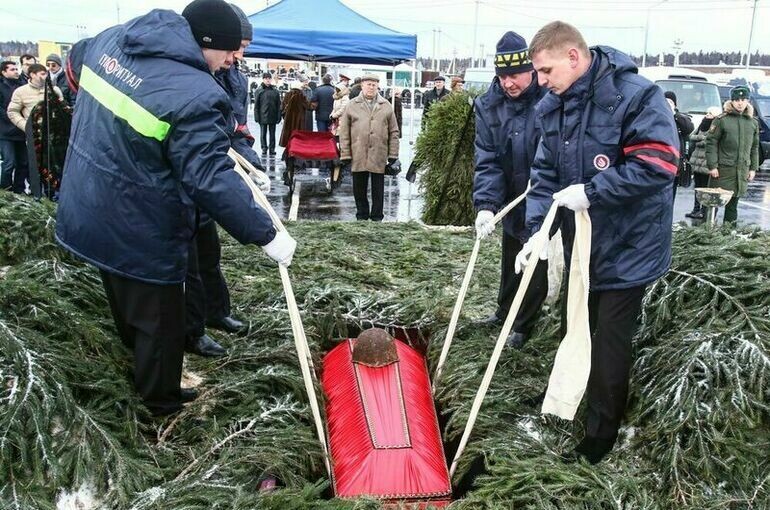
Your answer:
[638,67,722,132]
[463,67,496,92]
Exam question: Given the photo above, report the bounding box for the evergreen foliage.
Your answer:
[0,192,768,509]
[414,93,477,227]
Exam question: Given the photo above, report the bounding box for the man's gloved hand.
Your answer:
[251,170,271,193]
[340,159,352,173]
[553,184,590,212]
[514,231,549,274]
[385,158,402,175]
[262,230,297,266]
[474,210,495,239]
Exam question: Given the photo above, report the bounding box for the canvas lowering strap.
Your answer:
[228,148,332,479]
[450,203,592,477]
[432,182,532,393]
[541,210,592,419]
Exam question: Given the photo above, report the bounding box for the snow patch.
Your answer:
[56,482,101,510]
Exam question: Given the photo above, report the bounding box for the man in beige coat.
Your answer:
[338,74,400,221]
[7,63,62,132]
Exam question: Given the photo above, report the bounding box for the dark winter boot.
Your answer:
[562,436,616,465]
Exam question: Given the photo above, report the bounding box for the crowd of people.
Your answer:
[0,0,763,472]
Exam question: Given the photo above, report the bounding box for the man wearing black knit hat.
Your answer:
[473,31,549,350]
[56,0,296,416]
[183,2,271,359]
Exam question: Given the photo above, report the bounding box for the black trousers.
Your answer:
[185,220,231,338]
[692,173,709,211]
[352,171,385,221]
[560,284,647,440]
[260,123,276,152]
[497,232,548,335]
[100,270,185,415]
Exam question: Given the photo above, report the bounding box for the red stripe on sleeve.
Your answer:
[634,154,678,175]
[65,57,79,93]
[623,142,680,158]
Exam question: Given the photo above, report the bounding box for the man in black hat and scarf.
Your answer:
[472,31,549,349]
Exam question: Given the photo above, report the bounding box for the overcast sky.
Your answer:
[1,0,767,61]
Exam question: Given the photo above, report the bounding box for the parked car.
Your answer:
[463,67,495,92]
[638,67,722,134]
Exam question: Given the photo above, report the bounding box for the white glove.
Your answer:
[553,184,590,212]
[262,230,296,266]
[474,210,496,239]
[514,231,549,274]
[251,170,271,193]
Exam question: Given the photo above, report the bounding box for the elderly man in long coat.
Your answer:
[338,74,400,221]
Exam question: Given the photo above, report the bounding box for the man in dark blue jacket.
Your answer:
[182,2,269,358]
[254,72,281,155]
[312,74,336,132]
[56,0,296,416]
[0,60,26,192]
[519,21,678,463]
[473,31,548,349]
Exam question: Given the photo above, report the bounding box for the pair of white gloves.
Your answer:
[475,183,590,273]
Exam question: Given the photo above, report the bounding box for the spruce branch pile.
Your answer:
[0,192,768,509]
[413,93,477,227]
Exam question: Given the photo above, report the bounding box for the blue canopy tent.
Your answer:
[244,0,417,65]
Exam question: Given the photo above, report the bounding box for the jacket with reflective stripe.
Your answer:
[526,47,678,291]
[56,10,276,284]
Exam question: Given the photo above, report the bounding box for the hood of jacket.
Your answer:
[118,9,210,74]
[334,86,349,99]
[538,46,637,114]
[723,100,754,117]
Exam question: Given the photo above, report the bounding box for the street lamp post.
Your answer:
[471,0,480,67]
[746,0,759,69]
[642,0,668,68]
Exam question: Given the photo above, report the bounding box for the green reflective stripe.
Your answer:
[80,65,170,141]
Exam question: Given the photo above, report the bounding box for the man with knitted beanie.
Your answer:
[473,31,549,350]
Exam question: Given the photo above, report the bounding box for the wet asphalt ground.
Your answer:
[249,107,770,230]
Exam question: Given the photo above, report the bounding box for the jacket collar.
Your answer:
[537,47,623,116]
[723,99,754,117]
[353,93,386,105]
[0,76,20,87]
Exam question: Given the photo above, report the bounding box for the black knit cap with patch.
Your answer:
[494,31,533,76]
[182,0,242,51]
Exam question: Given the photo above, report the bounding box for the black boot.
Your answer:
[562,436,616,465]
[505,331,528,349]
[180,387,199,403]
[185,334,227,357]
[207,315,245,334]
[475,312,502,327]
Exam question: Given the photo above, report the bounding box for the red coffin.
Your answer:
[322,339,452,506]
